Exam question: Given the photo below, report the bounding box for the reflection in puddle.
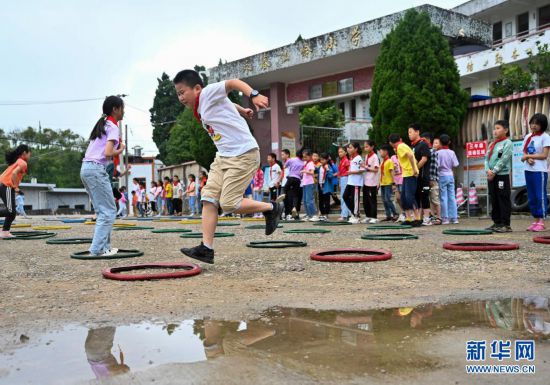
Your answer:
[0,296,548,384]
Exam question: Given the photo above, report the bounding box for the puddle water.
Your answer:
[1,296,548,384]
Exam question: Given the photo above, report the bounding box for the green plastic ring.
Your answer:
[283,229,331,234]
[179,232,235,238]
[442,229,493,235]
[151,229,193,233]
[361,233,419,240]
[70,249,144,259]
[113,226,155,231]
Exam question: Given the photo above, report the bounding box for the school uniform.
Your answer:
[522,132,550,219]
[485,138,513,227]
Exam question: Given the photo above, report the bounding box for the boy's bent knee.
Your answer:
[220,199,241,214]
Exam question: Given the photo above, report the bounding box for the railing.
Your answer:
[492,22,550,48]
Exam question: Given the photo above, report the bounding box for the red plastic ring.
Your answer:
[310,248,392,263]
[533,236,550,244]
[102,262,202,281]
[442,242,520,251]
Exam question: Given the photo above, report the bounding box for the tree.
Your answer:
[491,64,533,97]
[165,109,216,169]
[299,102,344,128]
[150,72,184,162]
[527,41,550,88]
[369,9,469,143]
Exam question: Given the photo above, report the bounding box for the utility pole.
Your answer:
[125,124,130,216]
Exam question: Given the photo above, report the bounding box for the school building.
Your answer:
[208,0,550,179]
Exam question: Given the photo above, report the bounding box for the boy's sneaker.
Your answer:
[308,215,320,222]
[441,219,450,225]
[264,195,285,235]
[451,219,459,224]
[291,208,299,219]
[348,216,360,224]
[494,225,513,233]
[369,218,378,224]
[180,242,214,264]
[319,216,327,221]
[396,214,406,223]
[360,217,370,224]
[422,217,432,226]
[485,223,499,231]
[95,248,119,257]
[285,215,293,220]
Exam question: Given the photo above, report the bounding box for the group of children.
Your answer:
[122,172,207,218]
[1,68,549,264]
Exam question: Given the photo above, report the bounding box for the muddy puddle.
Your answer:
[1,296,548,384]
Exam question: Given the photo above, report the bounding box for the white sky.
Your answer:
[0,0,465,156]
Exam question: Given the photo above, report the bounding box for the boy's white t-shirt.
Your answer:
[347,155,364,186]
[268,163,282,188]
[198,81,259,157]
[522,132,550,172]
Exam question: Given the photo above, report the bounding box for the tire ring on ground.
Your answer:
[442,242,520,251]
[154,219,181,222]
[533,236,550,244]
[180,232,235,238]
[5,231,57,240]
[284,229,331,234]
[216,222,240,226]
[61,219,87,223]
[179,220,203,225]
[311,248,392,263]
[242,218,265,222]
[151,229,193,233]
[102,262,202,281]
[313,221,353,226]
[11,224,32,228]
[361,233,418,240]
[136,218,155,221]
[244,224,283,230]
[113,223,137,227]
[113,226,155,231]
[46,237,93,244]
[247,240,307,248]
[279,220,305,223]
[218,217,240,221]
[70,249,144,260]
[366,224,413,230]
[442,229,493,235]
[33,225,72,230]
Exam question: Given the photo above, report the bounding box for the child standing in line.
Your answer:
[116,186,128,218]
[343,142,365,224]
[522,113,550,232]
[137,182,146,217]
[164,177,173,215]
[437,134,460,225]
[379,144,398,222]
[0,144,31,238]
[318,153,334,221]
[336,146,350,221]
[80,96,125,256]
[485,120,513,233]
[283,150,304,220]
[390,150,404,222]
[131,191,138,217]
[187,174,197,216]
[15,191,29,219]
[267,153,282,200]
[362,140,379,224]
[389,134,419,225]
[422,132,441,225]
[300,149,318,221]
[252,165,264,218]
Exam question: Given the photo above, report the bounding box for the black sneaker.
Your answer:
[265,195,285,235]
[180,242,214,264]
[411,220,422,227]
[485,223,499,231]
[494,225,512,233]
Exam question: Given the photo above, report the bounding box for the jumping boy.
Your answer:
[174,70,284,264]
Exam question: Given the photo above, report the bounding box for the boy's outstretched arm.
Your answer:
[225,79,269,111]
[233,103,254,119]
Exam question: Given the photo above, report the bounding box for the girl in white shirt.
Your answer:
[343,142,365,224]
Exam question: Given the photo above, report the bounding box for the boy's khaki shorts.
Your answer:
[429,180,440,206]
[201,148,260,213]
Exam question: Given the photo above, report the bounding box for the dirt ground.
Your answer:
[1,215,549,384]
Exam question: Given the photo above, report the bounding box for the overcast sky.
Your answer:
[0,0,465,156]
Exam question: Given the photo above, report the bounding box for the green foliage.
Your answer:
[165,109,216,169]
[1,126,86,187]
[527,41,550,88]
[299,102,344,128]
[491,64,533,97]
[369,9,469,144]
[150,72,184,162]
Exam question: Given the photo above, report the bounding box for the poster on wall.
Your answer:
[512,140,526,188]
[463,157,487,188]
[281,131,296,157]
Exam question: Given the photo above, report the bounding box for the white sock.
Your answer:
[203,243,213,250]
